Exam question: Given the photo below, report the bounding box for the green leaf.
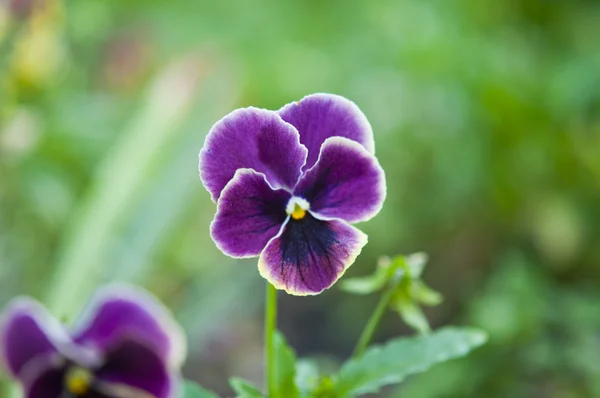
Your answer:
[340,256,393,295]
[180,380,219,398]
[340,272,387,295]
[295,359,320,397]
[412,280,443,306]
[229,378,265,398]
[334,327,488,397]
[405,252,428,278]
[393,299,431,335]
[273,331,299,398]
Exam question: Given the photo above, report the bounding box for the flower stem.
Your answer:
[352,282,397,358]
[265,282,278,396]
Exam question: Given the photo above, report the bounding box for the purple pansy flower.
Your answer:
[199,93,386,295]
[0,284,185,398]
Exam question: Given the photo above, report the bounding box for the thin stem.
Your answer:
[265,282,278,396]
[352,283,397,358]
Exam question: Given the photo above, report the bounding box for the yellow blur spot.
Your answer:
[291,203,306,220]
[66,367,93,396]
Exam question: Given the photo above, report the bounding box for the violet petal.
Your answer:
[294,137,386,223]
[211,168,291,258]
[72,285,185,367]
[0,298,65,378]
[96,338,174,398]
[279,93,374,171]
[258,213,368,295]
[22,354,66,398]
[199,107,308,202]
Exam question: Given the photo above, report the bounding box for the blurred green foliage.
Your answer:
[1,0,600,396]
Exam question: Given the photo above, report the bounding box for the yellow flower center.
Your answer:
[290,203,306,220]
[66,367,93,396]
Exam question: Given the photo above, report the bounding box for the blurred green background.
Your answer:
[1,0,600,396]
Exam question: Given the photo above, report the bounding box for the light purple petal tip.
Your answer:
[0,298,66,378]
[72,284,186,368]
[211,168,291,258]
[199,107,308,202]
[258,214,368,295]
[294,137,386,224]
[279,93,375,171]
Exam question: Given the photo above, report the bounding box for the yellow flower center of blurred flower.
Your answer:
[66,367,93,396]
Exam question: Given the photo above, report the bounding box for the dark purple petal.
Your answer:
[258,214,368,295]
[279,93,374,171]
[72,285,185,367]
[22,354,66,398]
[25,368,64,398]
[95,338,174,398]
[83,392,112,398]
[211,169,291,258]
[199,107,308,202]
[294,137,386,223]
[0,298,66,377]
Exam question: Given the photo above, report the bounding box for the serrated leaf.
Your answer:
[180,380,219,398]
[229,378,265,398]
[273,331,298,398]
[334,327,488,397]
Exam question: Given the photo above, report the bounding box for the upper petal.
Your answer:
[278,93,374,171]
[294,137,386,223]
[71,285,186,368]
[95,338,175,398]
[211,168,291,258]
[199,107,308,202]
[258,213,368,295]
[0,298,67,378]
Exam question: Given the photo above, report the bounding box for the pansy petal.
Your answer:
[25,367,65,398]
[294,137,386,223]
[96,338,174,398]
[0,298,67,377]
[258,214,368,295]
[279,93,374,171]
[211,168,291,258]
[199,107,308,202]
[84,392,112,398]
[72,285,185,367]
[22,354,66,398]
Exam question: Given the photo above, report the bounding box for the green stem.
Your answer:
[265,282,278,396]
[352,282,397,358]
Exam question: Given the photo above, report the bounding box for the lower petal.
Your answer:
[22,355,66,398]
[95,339,174,398]
[258,214,368,295]
[211,169,290,258]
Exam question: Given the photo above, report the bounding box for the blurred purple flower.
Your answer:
[9,0,39,20]
[0,284,185,398]
[199,93,386,295]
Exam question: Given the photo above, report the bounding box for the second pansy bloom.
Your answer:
[0,285,185,398]
[199,93,386,295]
